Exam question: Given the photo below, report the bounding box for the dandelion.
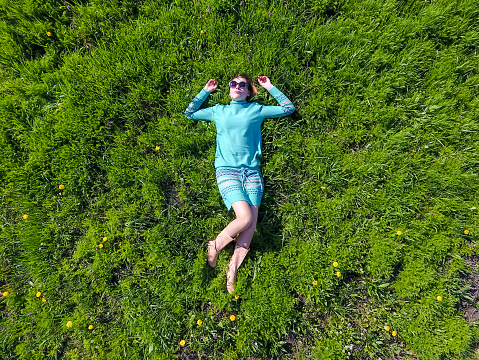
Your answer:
[59,104,64,108]
[42,298,46,302]
[179,340,185,346]
[336,272,341,277]
[59,184,65,190]
[36,292,42,297]
[464,230,469,235]
[392,331,397,336]
[47,31,51,36]
[197,319,203,326]
[333,261,338,267]
[66,321,73,327]
[155,146,160,151]
[321,186,326,190]
[437,296,442,301]
[384,325,390,331]
[230,315,235,321]
[397,231,402,236]
[313,280,317,285]
[103,237,108,242]
[235,295,239,299]
[23,214,28,220]
[201,30,204,34]
[3,291,8,297]
[88,325,94,330]
[99,243,103,249]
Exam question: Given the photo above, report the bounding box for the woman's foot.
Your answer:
[207,229,235,268]
[226,244,249,294]
[207,239,219,268]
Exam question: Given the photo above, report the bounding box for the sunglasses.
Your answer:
[228,81,248,89]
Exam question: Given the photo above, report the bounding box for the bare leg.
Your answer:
[226,205,258,294]
[207,201,253,267]
[224,201,254,238]
[235,205,258,249]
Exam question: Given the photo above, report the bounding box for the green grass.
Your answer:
[1,0,479,358]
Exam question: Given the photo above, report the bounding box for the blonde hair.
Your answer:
[230,74,257,100]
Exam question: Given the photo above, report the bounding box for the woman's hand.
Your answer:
[204,79,218,93]
[258,76,273,91]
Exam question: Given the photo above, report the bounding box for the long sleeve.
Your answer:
[184,88,215,121]
[258,86,295,118]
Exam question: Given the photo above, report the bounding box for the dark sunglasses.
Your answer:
[228,81,248,89]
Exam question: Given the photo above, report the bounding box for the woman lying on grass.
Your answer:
[184,74,295,293]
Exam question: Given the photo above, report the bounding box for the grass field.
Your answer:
[1,0,479,358]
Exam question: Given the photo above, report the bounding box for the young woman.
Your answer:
[184,74,295,293]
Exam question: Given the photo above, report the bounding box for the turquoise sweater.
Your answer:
[184,86,295,169]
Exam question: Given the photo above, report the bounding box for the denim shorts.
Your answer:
[215,167,264,210]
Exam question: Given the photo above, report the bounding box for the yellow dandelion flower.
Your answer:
[397,231,402,236]
[333,261,338,267]
[230,315,235,321]
[88,325,94,330]
[66,321,73,327]
[197,319,203,326]
[3,291,9,297]
[321,186,326,190]
[103,237,108,242]
[155,146,160,151]
[464,230,469,235]
[336,271,341,277]
[437,296,442,301]
[99,243,103,249]
[47,31,51,36]
[313,281,317,286]
[23,214,28,220]
[235,295,239,299]
[59,104,64,108]
[384,325,390,331]
[391,330,397,336]
[200,30,204,34]
[179,340,185,346]
[36,292,42,297]
[42,298,46,302]
[59,184,65,190]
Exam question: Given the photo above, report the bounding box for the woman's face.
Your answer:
[229,77,250,102]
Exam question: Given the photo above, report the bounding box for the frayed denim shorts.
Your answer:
[215,167,264,210]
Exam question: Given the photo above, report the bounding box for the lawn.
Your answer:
[1,0,478,358]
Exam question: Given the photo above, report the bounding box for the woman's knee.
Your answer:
[232,201,254,230]
[237,211,253,230]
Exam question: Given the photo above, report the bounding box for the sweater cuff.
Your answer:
[199,88,211,99]
[267,86,281,96]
